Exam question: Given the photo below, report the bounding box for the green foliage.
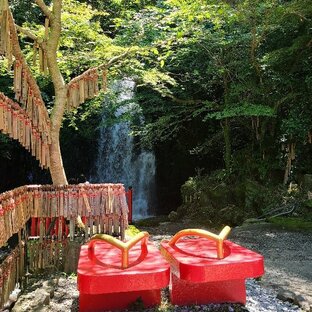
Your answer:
[204,103,275,120]
[10,0,48,25]
[268,217,312,231]
[20,0,129,82]
[113,0,312,187]
[180,173,248,226]
[3,0,312,211]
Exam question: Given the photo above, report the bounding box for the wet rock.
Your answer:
[63,241,81,274]
[168,211,179,222]
[296,294,311,311]
[277,288,297,303]
[12,288,51,312]
[9,288,21,302]
[276,288,311,310]
[42,280,55,299]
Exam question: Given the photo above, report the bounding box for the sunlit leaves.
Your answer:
[204,103,275,121]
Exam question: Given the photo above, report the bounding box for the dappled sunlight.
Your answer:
[78,240,169,276]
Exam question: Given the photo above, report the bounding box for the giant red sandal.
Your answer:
[77,231,170,312]
[160,226,264,305]
[77,226,264,311]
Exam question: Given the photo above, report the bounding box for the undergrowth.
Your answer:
[268,216,312,231]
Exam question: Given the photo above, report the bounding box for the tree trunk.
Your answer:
[48,86,68,185]
[45,0,67,185]
[222,118,232,173]
[49,133,67,185]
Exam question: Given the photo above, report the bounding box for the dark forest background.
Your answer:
[1,0,312,226]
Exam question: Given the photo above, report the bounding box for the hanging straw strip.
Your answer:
[67,68,101,110]
[0,92,50,169]
[0,245,23,309]
[5,9,51,143]
[0,184,129,248]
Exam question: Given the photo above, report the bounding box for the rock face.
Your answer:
[168,210,179,222]
[277,288,311,312]
[302,174,312,191]
[11,279,56,312]
[63,241,81,274]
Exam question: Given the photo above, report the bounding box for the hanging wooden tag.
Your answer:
[102,69,107,92]
[66,88,71,108]
[25,121,31,149]
[32,99,38,126]
[46,144,50,168]
[7,106,13,138]
[84,77,89,100]
[36,137,41,162]
[79,79,85,104]
[94,71,99,95]
[26,90,32,115]
[88,75,94,98]
[12,110,18,139]
[74,85,79,107]
[0,101,4,130]
[17,114,21,145]
[31,130,35,157]
[14,60,22,101]
[2,103,8,134]
[21,118,26,149]
[21,71,29,104]
[38,110,43,132]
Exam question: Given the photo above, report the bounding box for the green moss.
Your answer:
[125,225,141,237]
[268,217,312,231]
[132,215,169,227]
[303,199,312,208]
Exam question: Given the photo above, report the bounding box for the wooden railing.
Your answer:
[0,183,129,309]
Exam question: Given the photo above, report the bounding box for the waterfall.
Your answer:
[93,79,156,220]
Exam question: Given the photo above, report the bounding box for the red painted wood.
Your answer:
[79,289,161,312]
[45,217,51,234]
[30,218,37,236]
[160,238,264,305]
[78,240,170,311]
[161,239,264,282]
[171,274,246,305]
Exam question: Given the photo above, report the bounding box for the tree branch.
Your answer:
[35,0,52,19]
[15,24,41,43]
[167,94,203,105]
[68,49,131,86]
[100,48,131,70]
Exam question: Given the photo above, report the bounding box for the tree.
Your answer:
[122,0,312,184]
[0,0,129,185]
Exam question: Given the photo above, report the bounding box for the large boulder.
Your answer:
[302,174,312,191]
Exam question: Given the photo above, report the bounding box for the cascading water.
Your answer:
[93,79,156,220]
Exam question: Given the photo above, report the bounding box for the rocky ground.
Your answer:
[4,221,312,312]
